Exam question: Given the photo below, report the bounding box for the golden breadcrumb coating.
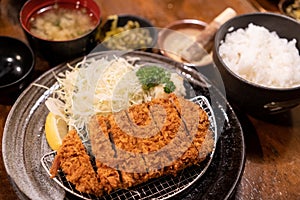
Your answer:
[50,94,212,197]
[50,130,102,196]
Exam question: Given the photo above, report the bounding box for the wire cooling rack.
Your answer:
[41,95,217,200]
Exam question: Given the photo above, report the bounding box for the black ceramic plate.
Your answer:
[2,51,245,200]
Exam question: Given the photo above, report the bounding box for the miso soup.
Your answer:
[28,3,98,41]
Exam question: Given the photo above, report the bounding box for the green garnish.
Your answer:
[136,66,176,93]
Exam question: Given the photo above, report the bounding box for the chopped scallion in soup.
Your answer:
[29,4,98,41]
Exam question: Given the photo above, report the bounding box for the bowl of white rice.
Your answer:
[213,12,300,116]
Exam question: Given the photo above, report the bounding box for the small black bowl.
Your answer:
[0,36,35,104]
[96,14,157,51]
[213,12,300,117]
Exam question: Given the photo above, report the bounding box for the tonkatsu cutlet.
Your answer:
[88,93,210,193]
[49,130,102,196]
[50,93,212,197]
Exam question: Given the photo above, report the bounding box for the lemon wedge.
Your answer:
[45,112,68,150]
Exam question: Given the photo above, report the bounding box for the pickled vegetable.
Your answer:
[102,15,153,50]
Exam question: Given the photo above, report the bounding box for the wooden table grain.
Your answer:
[1,0,300,199]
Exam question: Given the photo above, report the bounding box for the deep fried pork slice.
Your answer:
[88,115,123,194]
[49,130,102,196]
[131,94,210,175]
[96,161,122,194]
[175,95,210,157]
[165,95,210,174]
[89,112,151,191]
[99,111,152,189]
[88,115,116,161]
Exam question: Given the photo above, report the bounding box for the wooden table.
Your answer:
[1,0,299,199]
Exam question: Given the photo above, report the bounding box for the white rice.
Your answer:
[219,23,300,88]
